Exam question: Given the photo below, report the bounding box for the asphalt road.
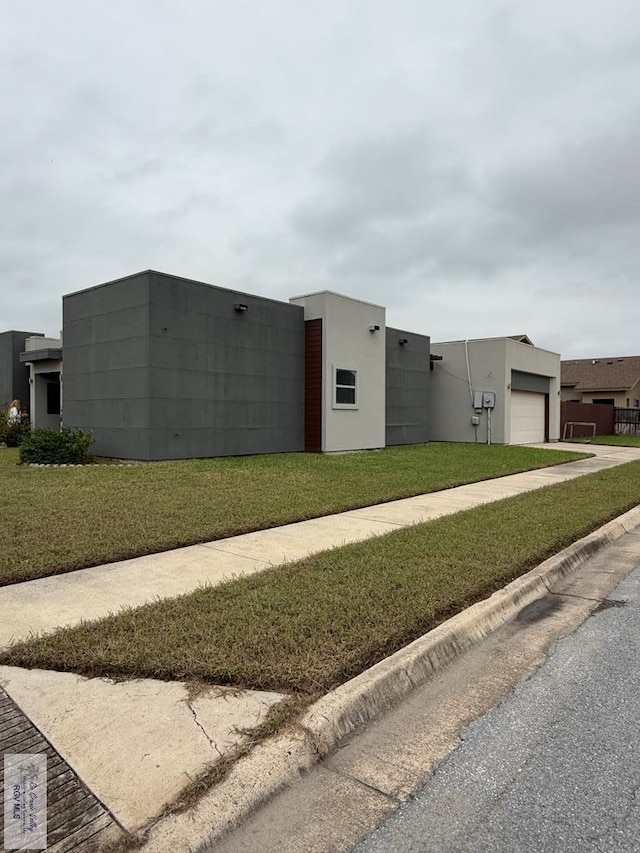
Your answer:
[351,560,640,853]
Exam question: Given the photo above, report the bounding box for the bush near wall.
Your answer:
[0,406,31,447]
[19,428,94,465]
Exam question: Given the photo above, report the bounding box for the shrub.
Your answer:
[19,428,94,465]
[0,406,31,447]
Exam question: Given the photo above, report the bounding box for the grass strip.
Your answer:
[3,461,639,693]
[574,435,640,447]
[0,442,586,585]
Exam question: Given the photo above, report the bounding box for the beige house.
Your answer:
[561,356,640,408]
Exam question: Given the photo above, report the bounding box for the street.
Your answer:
[211,527,640,853]
[352,557,640,852]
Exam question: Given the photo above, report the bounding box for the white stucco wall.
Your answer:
[430,337,560,444]
[290,291,386,452]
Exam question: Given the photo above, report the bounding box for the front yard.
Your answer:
[0,442,586,585]
[4,461,640,695]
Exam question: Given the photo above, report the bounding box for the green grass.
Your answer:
[0,443,587,586]
[573,435,640,447]
[4,461,639,694]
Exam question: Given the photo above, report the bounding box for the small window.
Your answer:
[334,367,358,408]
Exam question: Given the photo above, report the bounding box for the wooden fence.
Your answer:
[560,402,614,438]
[615,407,640,436]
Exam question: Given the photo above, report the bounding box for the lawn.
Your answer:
[0,442,587,586]
[4,461,639,695]
[574,435,640,447]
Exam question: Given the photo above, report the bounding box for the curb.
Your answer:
[141,504,640,853]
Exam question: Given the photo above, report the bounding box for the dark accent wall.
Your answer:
[63,272,152,459]
[146,272,304,459]
[385,327,430,446]
[63,271,305,460]
[304,319,322,452]
[0,330,43,410]
[511,370,550,393]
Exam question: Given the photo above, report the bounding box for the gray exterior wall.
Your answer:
[63,271,305,460]
[430,338,560,444]
[385,327,430,446]
[0,330,43,411]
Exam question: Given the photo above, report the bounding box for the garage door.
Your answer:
[510,390,546,444]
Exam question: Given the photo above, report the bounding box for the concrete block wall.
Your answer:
[63,272,152,458]
[385,327,430,446]
[63,271,305,460]
[146,272,304,459]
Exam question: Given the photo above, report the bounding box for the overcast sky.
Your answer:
[2,1,639,357]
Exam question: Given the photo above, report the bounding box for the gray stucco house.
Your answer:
[4,271,561,458]
[22,270,431,460]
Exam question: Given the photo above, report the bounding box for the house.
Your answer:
[429,335,561,445]
[0,330,45,413]
[2,271,563,457]
[561,356,640,408]
[58,271,430,460]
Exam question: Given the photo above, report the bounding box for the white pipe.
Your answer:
[464,339,474,406]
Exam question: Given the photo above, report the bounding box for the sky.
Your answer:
[2,1,639,358]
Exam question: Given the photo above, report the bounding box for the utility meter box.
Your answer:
[482,391,496,409]
[472,390,484,410]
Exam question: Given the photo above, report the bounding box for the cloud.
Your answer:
[2,0,640,359]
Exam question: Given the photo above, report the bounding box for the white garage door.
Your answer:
[510,390,546,444]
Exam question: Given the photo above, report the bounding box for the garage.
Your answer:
[510,390,546,444]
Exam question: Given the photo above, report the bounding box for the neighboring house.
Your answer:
[0,330,44,412]
[59,271,430,460]
[561,356,640,408]
[430,335,561,445]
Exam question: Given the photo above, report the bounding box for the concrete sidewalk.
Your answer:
[1,441,640,850]
[2,442,639,649]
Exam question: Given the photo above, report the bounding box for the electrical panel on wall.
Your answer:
[473,390,497,410]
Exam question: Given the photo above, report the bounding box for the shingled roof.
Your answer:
[561,356,640,391]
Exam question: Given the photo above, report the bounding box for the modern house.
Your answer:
[561,356,640,408]
[2,271,564,457]
[430,336,561,445]
[58,271,430,460]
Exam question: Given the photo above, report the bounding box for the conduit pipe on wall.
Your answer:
[464,340,474,407]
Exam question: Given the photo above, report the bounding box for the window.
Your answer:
[334,367,358,408]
